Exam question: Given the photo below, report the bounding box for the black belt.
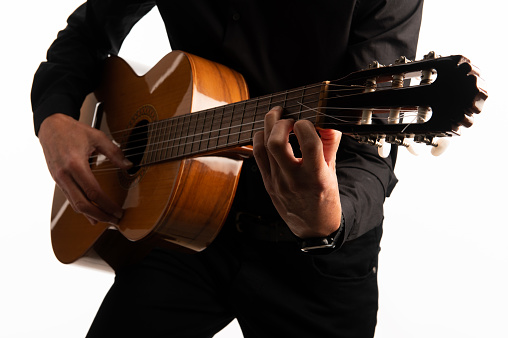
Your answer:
[234,212,298,243]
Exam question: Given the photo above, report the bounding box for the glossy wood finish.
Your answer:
[51,51,249,270]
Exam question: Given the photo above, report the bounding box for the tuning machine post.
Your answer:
[414,135,450,156]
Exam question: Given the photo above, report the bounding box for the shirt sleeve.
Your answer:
[30,0,156,135]
[336,0,423,244]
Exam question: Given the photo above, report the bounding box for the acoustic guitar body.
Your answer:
[50,51,249,271]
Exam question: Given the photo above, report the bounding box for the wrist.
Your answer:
[299,213,345,253]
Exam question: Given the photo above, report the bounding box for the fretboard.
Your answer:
[144,82,326,163]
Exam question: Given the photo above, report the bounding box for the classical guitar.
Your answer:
[50,50,487,271]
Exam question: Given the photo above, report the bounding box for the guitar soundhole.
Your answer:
[124,119,149,176]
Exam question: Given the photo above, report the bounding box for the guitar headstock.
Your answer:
[320,52,488,155]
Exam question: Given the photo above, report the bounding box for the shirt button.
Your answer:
[232,12,240,21]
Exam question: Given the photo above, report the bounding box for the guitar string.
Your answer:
[101,82,411,142]
[86,80,427,172]
[88,97,421,171]
[89,106,421,174]
[96,83,360,143]
[101,88,421,157]
[90,107,420,165]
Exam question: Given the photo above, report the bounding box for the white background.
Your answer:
[1,1,506,337]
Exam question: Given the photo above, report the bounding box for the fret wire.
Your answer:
[201,108,211,152]
[156,118,164,162]
[159,119,166,160]
[194,112,203,153]
[184,114,192,155]
[255,96,269,138]
[174,115,181,157]
[154,119,159,162]
[198,111,205,153]
[238,101,247,146]
[253,97,260,140]
[229,102,242,147]
[185,114,193,155]
[196,113,201,153]
[211,107,222,151]
[188,113,198,155]
[216,106,225,150]
[242,99,256,143]
[169,118,177,158]
[176,114,185,157]
[184,114,190,155]
[147,123,155,165]
[162,118,170,160]
[218,105,228,149]
[237,101,245,146]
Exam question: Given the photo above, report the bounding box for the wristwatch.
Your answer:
[299,213,345,254]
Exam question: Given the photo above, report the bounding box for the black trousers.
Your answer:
[86,222,382,338]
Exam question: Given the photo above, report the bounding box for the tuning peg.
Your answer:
[430,137,451,156]
[377,139,391,158]
[405,141,420,156]
[423,51,440,60]
[385,136,419,156]
[414,135,451,156]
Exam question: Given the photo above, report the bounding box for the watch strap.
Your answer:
[299,213,345,253]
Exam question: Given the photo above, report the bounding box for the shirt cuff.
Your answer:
[33,94,80,136]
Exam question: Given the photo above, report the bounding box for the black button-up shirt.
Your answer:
[31,0,423,243]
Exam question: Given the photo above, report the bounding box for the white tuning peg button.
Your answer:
[405,141,419,156]
[377,139,392,158]
[430,137,451,156]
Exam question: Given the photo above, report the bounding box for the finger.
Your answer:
[266,118,299,172]
[253,131,268,173]
[263,106,284,145]
[318,129,342,165]
[57,172,121,224]
[253,131,272,186]
[71,165,124,220]
[292,120,324,169]
[93,130,133,169]
[264,106,301,173]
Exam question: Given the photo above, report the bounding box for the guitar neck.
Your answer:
[126,54,487,166]
[145,83,326,162]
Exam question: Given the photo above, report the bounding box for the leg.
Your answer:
[231,225,383,338]
[86,239,240,338]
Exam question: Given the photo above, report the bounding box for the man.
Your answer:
[32,1,423,337]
